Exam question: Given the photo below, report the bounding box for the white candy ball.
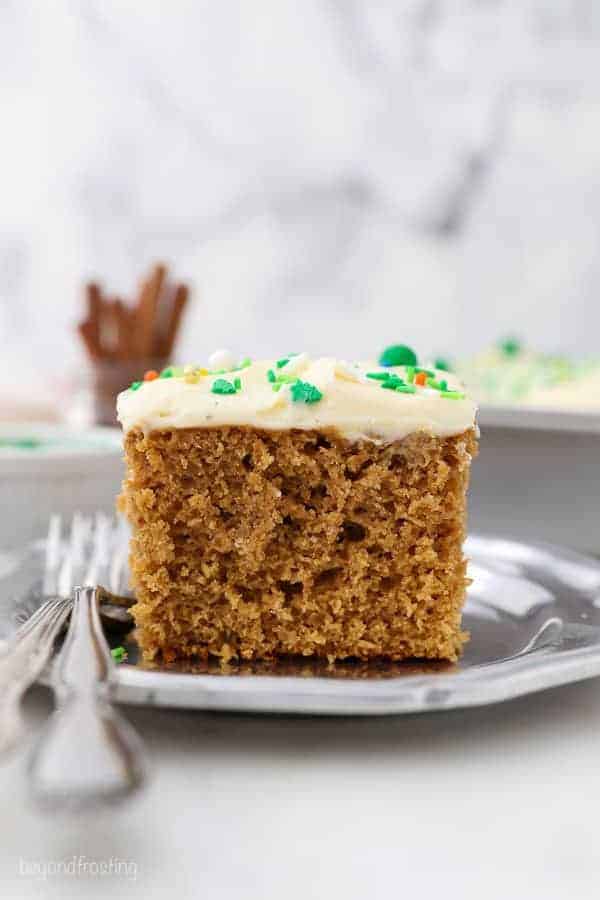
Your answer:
[208,348,236,371]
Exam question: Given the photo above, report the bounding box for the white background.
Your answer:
[2,0,600,385]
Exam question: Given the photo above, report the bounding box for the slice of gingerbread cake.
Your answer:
[117,347,478,664]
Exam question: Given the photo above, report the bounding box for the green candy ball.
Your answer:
[378,344,418,368]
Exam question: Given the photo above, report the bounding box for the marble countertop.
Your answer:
[2,679,600,899]
[3,1,600,380]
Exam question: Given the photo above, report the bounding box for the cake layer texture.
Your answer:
[119,425,477,663]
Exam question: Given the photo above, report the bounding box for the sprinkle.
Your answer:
[426,378,449,392]
[440,390,465,400]
[290,380,323,404]
[111,646,127,664]
[184,365,209,384]
[144,369,159,381]
[276,357,290,369]
[414,372,427,387]
[233,377,241,391]
[160,367,174,379]
[366,372,391,381]
[129,381,142,391]
[208,348,237,371]
[211,378,238,395]
[498,337,521,358]
[394,384,417,394]
[378,344,418,367]
[434,357,452,372]
[267,369,276,383]
[405,366,415,383]
[238,358,252,369]
[379,373,406,389]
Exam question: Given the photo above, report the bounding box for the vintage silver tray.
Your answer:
[1,534,600,716]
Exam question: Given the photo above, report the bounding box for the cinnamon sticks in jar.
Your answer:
[78,263,189,363]
[77,263,191,425]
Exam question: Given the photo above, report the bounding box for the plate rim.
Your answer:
[109,533,600,716]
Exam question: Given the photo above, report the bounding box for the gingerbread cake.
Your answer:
[117,348,478,664]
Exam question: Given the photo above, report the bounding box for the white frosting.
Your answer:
[117,356,476,443]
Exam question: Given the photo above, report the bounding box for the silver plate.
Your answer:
[2,535,600,716]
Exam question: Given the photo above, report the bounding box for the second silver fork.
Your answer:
[0,513,79,758]
[28,513,148,810]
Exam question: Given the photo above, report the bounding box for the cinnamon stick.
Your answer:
[135,263,166,358]
[158,283,189,357]
[78,319,102,361]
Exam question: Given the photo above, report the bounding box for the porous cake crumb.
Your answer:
[119,424,477,663]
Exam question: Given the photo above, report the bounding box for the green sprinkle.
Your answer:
[276,374,297,384]
[394,384,417,394]
[211,378,237,395]
[267,369,276,383]
[439,379,448,392]
[378,344,418,368]
[0,437,44,449]
[273,382,283,391]
[290,380,323,404]
[160,367,174,379]
[440,390,465,400]
[366,372,391,381]
[380,374,406,390]
[130,381,142,391]
[434,357,452,372]
[276,357,290,369]
[238,358,252,369]
[405,366,415,383]
[499,337,521,358]
[111,646,127,664]
[233,377,241,391]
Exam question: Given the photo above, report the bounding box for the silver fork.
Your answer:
[0,515,75,758]
[28,513,147,811]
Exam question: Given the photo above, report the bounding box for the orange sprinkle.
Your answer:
[414,371,427,387]
[143,369,159,381]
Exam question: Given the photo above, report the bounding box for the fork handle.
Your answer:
[52,585,112,699]
[28,586,147,809]
[0,599,71,759]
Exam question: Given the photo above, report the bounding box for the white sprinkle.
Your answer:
[208,348,237,371]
